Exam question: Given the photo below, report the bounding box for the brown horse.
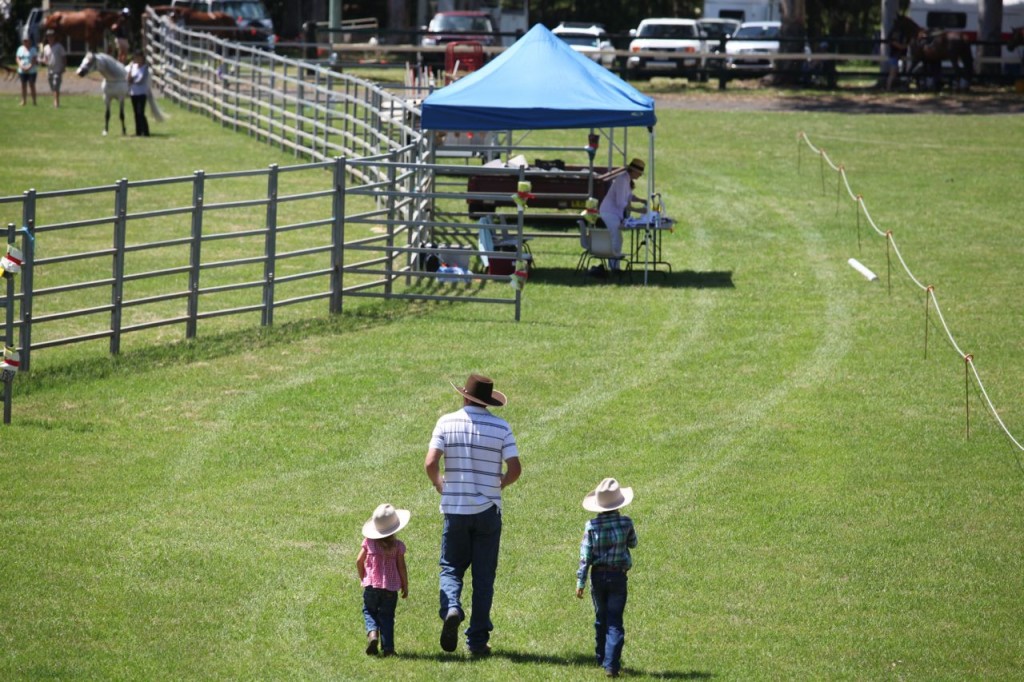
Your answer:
[44,9,120,51]
[154,6,238,40]
[891,14,974,91]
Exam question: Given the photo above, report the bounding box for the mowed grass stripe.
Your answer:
[2,91,1024,680]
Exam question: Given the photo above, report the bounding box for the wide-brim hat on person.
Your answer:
[582,478,634,512]
[362,503,411,539]
[451,373,507,407]
[628,158,645,174]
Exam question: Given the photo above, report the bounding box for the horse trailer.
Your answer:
[702,0,780,23]
[909,0,1024,39]
[908,0,1024,73]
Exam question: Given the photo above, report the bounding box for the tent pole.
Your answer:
[587,127,595,198]
[645,127,655,286]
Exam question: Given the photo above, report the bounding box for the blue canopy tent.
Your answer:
[421,23,656,132]
[421,24,662,284]
[421,23,659,224]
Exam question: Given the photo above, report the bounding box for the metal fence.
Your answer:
[144,9,425,179]
[0,12,532,423]
[0,153,529,371]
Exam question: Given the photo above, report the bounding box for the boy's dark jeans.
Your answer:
[590,569,628,673]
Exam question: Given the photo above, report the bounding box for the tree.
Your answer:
[772,0,806,84]
[979,0,1002,75]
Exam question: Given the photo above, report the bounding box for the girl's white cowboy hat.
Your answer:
[362,503,411,539]
[582,478,634,512]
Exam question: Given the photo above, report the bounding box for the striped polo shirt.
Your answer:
[430,405,518,515]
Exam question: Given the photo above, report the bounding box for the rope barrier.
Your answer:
[798,131,1023,454]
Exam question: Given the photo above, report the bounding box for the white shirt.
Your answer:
[430,405,518,515]
[127,61,149,97]
[599,170,634,229]
[41,42,66,74]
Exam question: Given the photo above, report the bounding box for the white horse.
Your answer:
[77,51,163,136]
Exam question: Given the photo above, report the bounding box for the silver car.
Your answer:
[725,21,781,72]
[552,22,616,69]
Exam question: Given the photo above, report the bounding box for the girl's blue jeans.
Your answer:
[590,570,628,673]
[362,586,398,651]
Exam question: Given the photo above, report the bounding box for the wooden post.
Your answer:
[923,285,933,360]
[964,354,973,439]
[885,231,892,297]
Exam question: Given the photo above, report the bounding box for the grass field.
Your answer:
[1,86,1023,681]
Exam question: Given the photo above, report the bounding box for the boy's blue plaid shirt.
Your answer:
[576,510,638,589]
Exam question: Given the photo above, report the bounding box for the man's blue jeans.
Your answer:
[590,570,628,673]
[438,504,502,649]
[362,587,398,651]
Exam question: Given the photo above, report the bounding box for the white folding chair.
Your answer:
[580,226,632,279]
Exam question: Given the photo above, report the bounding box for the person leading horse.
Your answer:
[890,14,974,92]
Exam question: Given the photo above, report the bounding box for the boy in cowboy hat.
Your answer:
[576,478,638,678]
[356,503,410,657]
[425,373,521,655]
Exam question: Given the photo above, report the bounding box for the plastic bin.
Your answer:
[488,257,516,275]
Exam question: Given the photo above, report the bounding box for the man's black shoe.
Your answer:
[440,608,462,652]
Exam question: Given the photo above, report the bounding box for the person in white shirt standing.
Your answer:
[40,30,66,108]
[126,49,150,137]
[425,374,521,656]
[598,158,648,272]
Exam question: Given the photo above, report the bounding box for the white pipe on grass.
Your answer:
[848,258,878,281]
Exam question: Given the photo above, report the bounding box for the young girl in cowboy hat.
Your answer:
[356,503,410,657]
[575,478,638,678]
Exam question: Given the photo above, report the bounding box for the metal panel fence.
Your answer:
[0,153,527,376]
[0,14,532,423]
[143,9,424,182]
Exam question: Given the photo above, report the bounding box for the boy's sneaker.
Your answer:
[440,607,462,652]
[468,644,491,657]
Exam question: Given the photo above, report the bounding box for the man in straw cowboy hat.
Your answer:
[425,374,521,655]
[576,478,638,678]
[597,158,648,274]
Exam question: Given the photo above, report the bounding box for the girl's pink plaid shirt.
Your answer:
[360,538,406,591]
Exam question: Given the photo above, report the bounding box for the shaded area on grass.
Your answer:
[11,299,426,395]
[527,267,735,289]
[390,647,715,678]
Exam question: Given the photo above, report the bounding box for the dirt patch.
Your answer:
[652,88,1024,115]
[0,68,106,96]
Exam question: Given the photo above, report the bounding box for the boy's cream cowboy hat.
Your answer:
[362,503,411,539]
[582,478,634,512]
